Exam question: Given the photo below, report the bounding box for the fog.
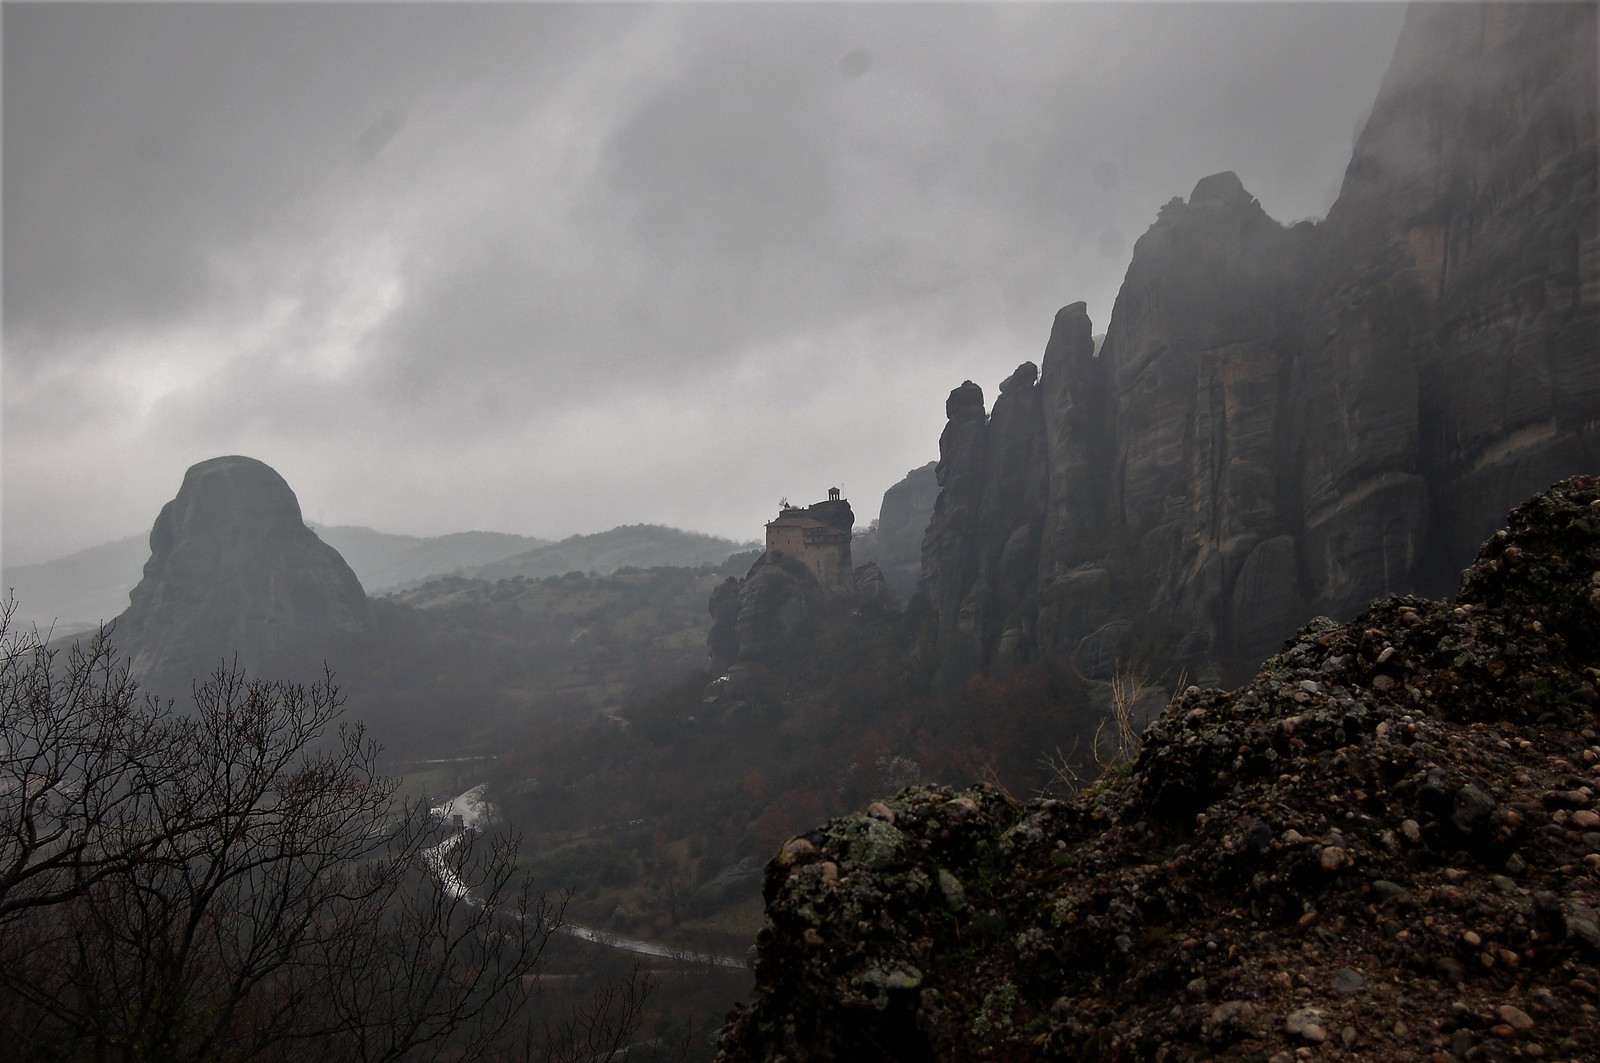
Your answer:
[2,2,1406,567]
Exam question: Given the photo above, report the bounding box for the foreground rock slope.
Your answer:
[718,477,1600,1061]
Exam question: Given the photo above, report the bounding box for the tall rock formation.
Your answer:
[708,493,868,673]
[919,382,992,687]
[918,1,1598,687]
[852,462,938,600]
[1293,0,1600,620]
[112,456,376,694]
[973,362,1050,676]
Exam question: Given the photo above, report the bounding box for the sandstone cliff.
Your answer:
[111,456,376,694]
[918,1,1598,685]
[718,476,1600,1062]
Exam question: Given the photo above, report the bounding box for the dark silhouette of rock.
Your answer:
[918,381,991,689]
[851,561,892,607]
[972,362,1050,668]
[915,2,1597,686]
[708,492,874,671]
[708,550,833,672]
[1037,301,1111,576]
[111,456,375,693]
[1101,169,1316,679]
[730,554,825,664]
[707,575,744,671]
[853,462,938,599]
[691,856,763,912]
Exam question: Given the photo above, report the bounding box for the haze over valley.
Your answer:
[3,3,1598,1061]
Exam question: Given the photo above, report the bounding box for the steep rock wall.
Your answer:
[112,456,376,694]
[1295,0,1600,619]
[918,1,1598,686]
[853,462,939,601]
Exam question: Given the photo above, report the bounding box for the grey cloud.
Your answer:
[352,106,408,168]
[2,3,627,349]
[4,2,1409,564]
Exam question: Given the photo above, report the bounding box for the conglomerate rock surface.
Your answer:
[717,477,1600,1062]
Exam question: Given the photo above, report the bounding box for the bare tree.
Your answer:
[0,604,185,920]
[0,607,560,1061]
[530,965,692,1063]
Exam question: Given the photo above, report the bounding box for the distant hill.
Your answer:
[2,535,148,635]
[1,524,549,633]
[311,525,549,592]
[474,525,756,581]
[4,520,751,638]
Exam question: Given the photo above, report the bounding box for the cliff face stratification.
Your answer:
[919,1,1598,685]
[112,456,376,693]
[718,477,1600,1062]
[1294,1,1600,623]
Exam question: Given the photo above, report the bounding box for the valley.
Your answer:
[3,2,1595,1059]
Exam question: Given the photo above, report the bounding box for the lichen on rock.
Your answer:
[717,477,1600,1061]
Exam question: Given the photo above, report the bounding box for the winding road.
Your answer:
[428,784,748,971]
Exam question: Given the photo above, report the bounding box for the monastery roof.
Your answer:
[766,513,832,530]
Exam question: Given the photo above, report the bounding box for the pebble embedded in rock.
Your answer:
[778,837,816,865]
[1498,1004,1535,1031]
[1331,967,1364,993]
[937,869,965,911]
[1285,1007,1326,1042]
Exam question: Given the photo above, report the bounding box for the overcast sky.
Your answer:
[2,1,1407,568]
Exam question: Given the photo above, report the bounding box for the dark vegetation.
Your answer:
[474,525,755,583]
[486,588,1130,935]
[0,603,685,1063]
[346,565,728,759]
[4,542,1197,1061]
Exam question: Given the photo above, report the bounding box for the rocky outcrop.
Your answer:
[915,367,1052,687]
[974,362,1050,676]
[1105,171,1318,680]
[710,493,868,671]
[918,2,1597,686]
[919,382,992,688]
[852,462,938,600]
[736,555,825,661]
[111,456,376,693]
[717,477,1600,1062]
[707,576,744,669]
